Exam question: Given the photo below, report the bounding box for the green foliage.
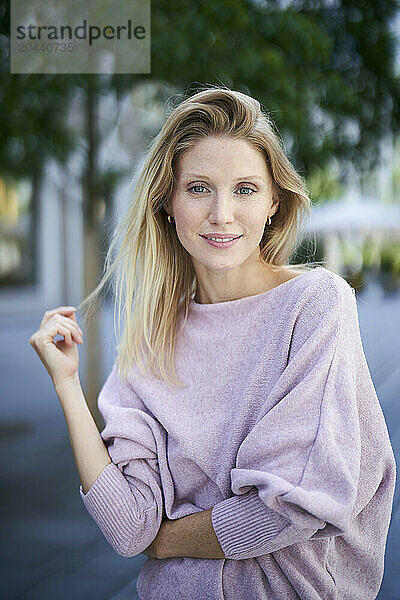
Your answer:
[0,0,399,185]
[380,239,400,273]
[306,162,344,202]
[0,72,77,178]
[149,0,400,177]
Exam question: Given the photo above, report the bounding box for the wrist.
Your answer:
[157,519,172,560]
[53,372,82,396]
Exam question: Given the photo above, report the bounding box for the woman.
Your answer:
[29,87,396,600]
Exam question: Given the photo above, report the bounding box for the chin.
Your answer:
[199,257,244,272]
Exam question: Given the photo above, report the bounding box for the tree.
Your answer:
[148,0,400,176]
[2,0,399,178]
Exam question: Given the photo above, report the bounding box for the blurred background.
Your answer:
[1,0,399,599]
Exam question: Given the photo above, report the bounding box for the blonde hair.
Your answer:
[77,85,319,389]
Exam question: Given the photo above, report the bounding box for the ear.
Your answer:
[270,191,280,217]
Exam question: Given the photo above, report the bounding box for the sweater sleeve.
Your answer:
[211,274,363,560]
[79,364,165,558]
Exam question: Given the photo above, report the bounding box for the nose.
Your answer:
[208,191,235,225]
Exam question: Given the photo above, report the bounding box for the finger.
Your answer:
[40,307,77,328]
[45,315,81,340]
[57,320,83,344]
[55,314,83,336]
[46,322,81,346]
[39,323,72,346]
[29,321,81,349]
[68,313,82,332]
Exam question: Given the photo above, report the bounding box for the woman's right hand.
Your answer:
[29,306,84,388]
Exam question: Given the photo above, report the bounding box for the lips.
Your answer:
[200,234,242,240]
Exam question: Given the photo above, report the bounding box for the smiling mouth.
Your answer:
[199,235,242,241]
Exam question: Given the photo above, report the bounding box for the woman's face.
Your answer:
[168,134,279,275]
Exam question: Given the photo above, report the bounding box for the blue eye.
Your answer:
[238,186,256,195]
[189,185,207,194]
[188,184,256,195]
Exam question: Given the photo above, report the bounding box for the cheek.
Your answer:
[175,215,195,241]
[175,203,202,232]
[174,216,199,252]
[246,213,268,234]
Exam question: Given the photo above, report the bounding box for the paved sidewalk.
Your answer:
[1,277,399,599]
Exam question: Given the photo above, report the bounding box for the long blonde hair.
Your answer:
[78,85,319,389]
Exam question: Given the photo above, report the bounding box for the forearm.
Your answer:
[158,508,225,559]
[54,374,111,494]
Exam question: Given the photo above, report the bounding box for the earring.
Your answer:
[168,215,174,223]
[266,216,271,225]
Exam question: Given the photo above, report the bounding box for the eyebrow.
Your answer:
[183,173,266,183]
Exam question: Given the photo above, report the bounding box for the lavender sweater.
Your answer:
[79,266,396,600]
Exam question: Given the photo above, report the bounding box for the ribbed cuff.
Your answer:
[79,461,142,554]
[211,487,291,559]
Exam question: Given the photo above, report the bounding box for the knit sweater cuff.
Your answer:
[211,487,291,559]
[79,462,144,551]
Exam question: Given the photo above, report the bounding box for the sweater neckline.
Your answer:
[189,266,323,311]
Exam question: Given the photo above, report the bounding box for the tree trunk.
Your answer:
[82,77,103,430]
